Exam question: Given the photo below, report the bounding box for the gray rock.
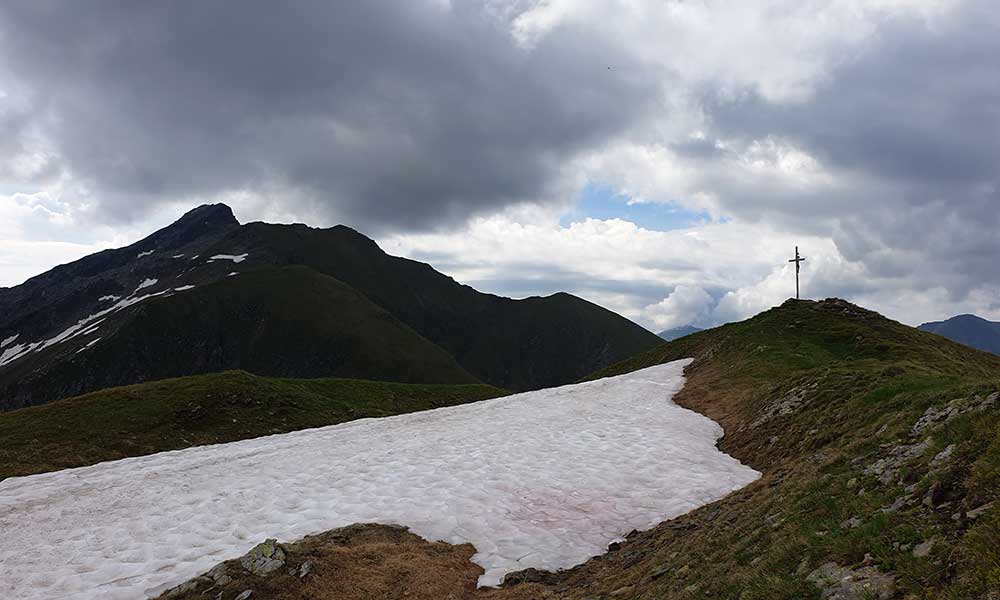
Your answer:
[840,517,863,529]
[913,538,935,558]
[807,562,896,600]
[967,501,996,520]
[235,591,253,600]
[240,538,286,576]
[930,444,956,467]
[865,439,931,485]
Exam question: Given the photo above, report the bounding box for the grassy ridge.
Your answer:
[0,371,506,480]
[553,299,1000,599]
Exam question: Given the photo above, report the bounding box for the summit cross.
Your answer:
[788,246,806,300]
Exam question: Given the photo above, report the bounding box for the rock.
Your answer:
[881,496,908,514]
[648,565,671,580]
[807,562,896,600]
[913,538,935,558]
[967,501,995,520]
[610,585,634,597]
[930,444,955,467]
[298,560,313,578]
[240,539,287,576]
[840,517,863,529]
[235,591,253,600]
[865,439,931,485]
[846,478,858,488]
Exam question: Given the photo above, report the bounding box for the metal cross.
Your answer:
[788,246,806,300]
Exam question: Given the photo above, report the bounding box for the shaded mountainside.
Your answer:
[657,325,703,341]
[920,313,1000,356]
[162,298,1000,600]
[0,204,660,410]
[0,267,479,409]
[0,371,505,480]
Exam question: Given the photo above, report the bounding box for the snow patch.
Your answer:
[0,284,198,368]
[0,334,17,348]
[0,360,759,598]
[171,254,185,259]
[227,271,238,277]
[173,285,195,291]
[98,295,122,303]
[208,253,248,263]
[75,338,102,354]
[136,250,154,259]
[134,278,158,292]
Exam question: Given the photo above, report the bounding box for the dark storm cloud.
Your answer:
[0,1,657,230]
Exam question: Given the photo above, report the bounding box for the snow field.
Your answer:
[0,359,760,598]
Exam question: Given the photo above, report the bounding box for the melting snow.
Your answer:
[227,271,238,277]
[208,253,248,263]
[75,338,102,354]
[0,285,198,368]
[171,254,185,259]
[136,250,154,259]
[98,295,122,303]
[0,334,17,348]
[173,285,195,291]
[134,278,158,292]
[0,359,759,598]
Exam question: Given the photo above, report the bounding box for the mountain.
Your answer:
[657,324,703,341]
[918,313,1000,355]
[0,204,661,410]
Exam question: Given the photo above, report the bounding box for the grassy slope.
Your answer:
[492,298,1000,599]
[210,223,664,391]
[1,266,482,409]
[0,370,505,480]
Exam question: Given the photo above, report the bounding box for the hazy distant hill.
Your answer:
[0,204,661,410]
[657,325,703,341]
[918,314,1000,355]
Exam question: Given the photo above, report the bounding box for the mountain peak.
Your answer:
[139,203,239,251]
[173,203,239,229]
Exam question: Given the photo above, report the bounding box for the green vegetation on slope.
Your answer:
[549,298,1000,600]
[1,266,482,409]
[0,370,505,480]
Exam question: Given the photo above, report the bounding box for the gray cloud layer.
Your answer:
[0,1,658,230]
[2,0,999,320]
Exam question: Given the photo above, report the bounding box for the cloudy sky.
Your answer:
[2,0,998,331]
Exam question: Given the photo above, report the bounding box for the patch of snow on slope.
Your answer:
[98,295,122,303]
[227,271,238,277]
[0,285,198,368]
[136,250,154,259]
[208,253,248,263]
[0,334,17,348]
[134,278,158,292]
[75,338,102,353]
[173,285,195,291]
[0,359,759,598]
[171,254,185,259]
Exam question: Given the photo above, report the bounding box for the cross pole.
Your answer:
[788,246,806,300]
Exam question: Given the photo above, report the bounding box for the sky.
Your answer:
[1,0,999,332]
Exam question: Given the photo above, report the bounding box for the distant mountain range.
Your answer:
[657,325,703,341]
[918,314,1000,355]
[0,204,662,411]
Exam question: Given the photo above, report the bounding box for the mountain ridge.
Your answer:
[0,204,661,409]
[918,313,1000,355]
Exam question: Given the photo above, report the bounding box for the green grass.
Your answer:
[0,370,506,480]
